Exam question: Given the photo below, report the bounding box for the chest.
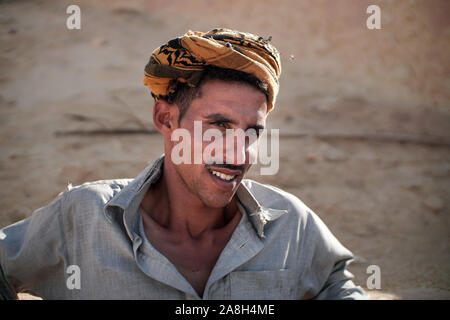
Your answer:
[148,236,230,296]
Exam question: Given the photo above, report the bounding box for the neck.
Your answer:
[140,158,239,239]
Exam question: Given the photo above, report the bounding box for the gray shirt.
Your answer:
[0,155,367,299]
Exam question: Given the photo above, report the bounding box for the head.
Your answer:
[153,67,269,208]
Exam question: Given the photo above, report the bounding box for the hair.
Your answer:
[164,66,269,123]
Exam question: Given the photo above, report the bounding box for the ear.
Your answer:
[153,99,179,134]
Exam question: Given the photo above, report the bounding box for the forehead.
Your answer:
[187,79,268,122]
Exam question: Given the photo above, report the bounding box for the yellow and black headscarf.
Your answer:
[143,28,281,113]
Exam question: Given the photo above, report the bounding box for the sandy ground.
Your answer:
[0,0,449,299]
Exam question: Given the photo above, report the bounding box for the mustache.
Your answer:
[205,162,245,173]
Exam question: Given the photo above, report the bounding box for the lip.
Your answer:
[206,166,243,176]
[206,167,240,190]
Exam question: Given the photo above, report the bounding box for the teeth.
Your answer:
[210,170,235,181]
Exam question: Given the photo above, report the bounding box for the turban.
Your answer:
[142,28,281,113]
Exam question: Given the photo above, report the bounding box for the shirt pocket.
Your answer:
[229,269,294,299]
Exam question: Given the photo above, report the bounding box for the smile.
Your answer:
[209,170,236,181]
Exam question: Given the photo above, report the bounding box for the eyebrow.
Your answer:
[203,113,265,131]
[204,113,237,124]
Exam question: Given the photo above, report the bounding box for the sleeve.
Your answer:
[0,191,69,299]
[303,210,369,300]
[313,259,369,300]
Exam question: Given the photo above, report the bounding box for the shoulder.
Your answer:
[242,179,353,259]
[241,179,333,239]
[61,178,132,212]
[241,179,313,220]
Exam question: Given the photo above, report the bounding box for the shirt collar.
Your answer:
[103,154,164,216]
[104,154,287,239]
[236,180,288,238]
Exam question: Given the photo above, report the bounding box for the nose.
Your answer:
[224,129,247,166]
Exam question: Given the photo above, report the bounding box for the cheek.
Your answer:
[189,121,209,163]
[176,163,206,189]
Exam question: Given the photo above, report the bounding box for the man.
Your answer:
[0,29,367,299]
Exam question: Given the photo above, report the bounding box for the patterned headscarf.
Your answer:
[142,28,281,113]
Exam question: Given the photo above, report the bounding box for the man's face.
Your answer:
[169,79,268,208]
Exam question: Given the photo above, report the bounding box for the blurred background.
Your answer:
[0,0,449,299]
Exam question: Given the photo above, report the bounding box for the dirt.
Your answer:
[0,0,449,299]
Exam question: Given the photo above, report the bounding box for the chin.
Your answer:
[198,192,235,209]
[177,165,242,208]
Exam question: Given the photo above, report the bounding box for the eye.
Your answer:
[246,128,262,138]
[211,121,228,128]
